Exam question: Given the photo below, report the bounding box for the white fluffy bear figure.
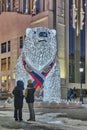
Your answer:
[15,27,61,103]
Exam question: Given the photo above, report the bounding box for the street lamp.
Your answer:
[79,67,84,103]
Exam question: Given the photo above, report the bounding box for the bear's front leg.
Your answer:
[43,61,61,103]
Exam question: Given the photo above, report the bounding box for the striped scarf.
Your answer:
[22,55,55,88]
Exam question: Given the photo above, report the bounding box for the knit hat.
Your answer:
[28,79,32,84]
[17,80,24,90]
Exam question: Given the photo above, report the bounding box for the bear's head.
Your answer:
[23,27,57,71]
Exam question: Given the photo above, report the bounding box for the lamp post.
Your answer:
[79,67,84,103]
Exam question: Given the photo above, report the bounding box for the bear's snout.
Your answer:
[39,32,47,37]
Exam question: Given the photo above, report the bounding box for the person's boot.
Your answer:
[15,118,18,121]
[27,118,32,121]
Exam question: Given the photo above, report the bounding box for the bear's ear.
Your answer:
[26,28,32,36]
[51,29,56,36]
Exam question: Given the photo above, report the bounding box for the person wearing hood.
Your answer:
[25,79,35,121]
[12,80,24,121]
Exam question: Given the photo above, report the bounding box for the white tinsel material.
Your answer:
[15,27,61,103]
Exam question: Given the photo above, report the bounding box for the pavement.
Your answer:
[0,98,87,130]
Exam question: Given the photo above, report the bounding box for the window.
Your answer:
[2,76,7,82]
[12,0,20,12]
[32,0,40,15]
[8,41,10,52]
[23,0,26,13]
[1,58,6,71]
[43,0,45,11]
[20,36,23,48]
[13,0,15,11]
[69,0,85,83]
[31,0,36,15]
[2,0,6,12]
[7,0,11,11]
[28,0,31,14]
[36,0,40,14]
[8,57,10,70]
[1,42,6,53]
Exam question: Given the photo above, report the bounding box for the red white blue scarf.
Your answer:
[22,55,55,88]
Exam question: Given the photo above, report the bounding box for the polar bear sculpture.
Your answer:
[15,27,61,103]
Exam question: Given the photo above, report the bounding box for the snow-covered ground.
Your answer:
[0,109,87,130]
[0,98,87,129]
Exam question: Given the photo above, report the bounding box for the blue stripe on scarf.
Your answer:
[32,71,44,84]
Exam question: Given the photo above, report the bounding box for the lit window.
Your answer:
[2,76,7,82]
[1,42,6,53]
[8,57,10,70]
[32,0,36,15]
[12,73,15,79]
[1,58,6,71]
[32,0,40,15]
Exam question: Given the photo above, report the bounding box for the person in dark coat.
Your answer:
[25,79,35,121]
[73,87,77,99]
[67,88,73,101]
[12,80,24,121]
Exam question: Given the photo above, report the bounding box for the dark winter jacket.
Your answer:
[12,80,24,109]
[25,83,35,103]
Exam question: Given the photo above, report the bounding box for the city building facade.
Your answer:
[56,0,87,98]
[0,0,54,92]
